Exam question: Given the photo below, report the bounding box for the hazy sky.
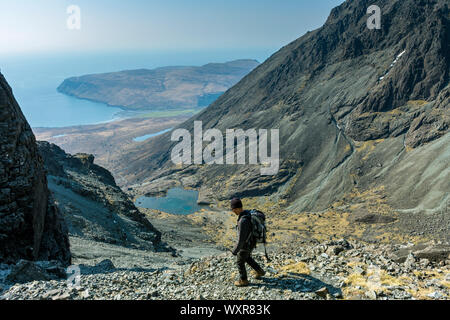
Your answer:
[1,0,344,55]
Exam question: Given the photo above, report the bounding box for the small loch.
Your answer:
[135,188,206,215]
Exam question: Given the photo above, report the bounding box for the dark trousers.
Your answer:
[236,249,263,280]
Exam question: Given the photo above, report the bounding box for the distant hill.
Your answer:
[57,59,260,111]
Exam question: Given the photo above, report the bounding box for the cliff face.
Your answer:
[113,0,449,236]
[0,74,71,266]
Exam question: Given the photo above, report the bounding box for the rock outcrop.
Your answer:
[0,73,71,266]
[37,141,165,251]
[5,260,67,284]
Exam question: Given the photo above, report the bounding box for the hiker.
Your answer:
[230,198,265,287]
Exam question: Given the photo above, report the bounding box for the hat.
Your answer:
[230,198,243,209]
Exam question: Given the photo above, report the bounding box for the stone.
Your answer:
[6,260,56,284]
[42,289,61,300]
[326,246,345,256]
[80,290,91,299]
[419,259,430,267]
[354,266,365,275]
[427,291,443,300]
[365,290,377,300]
[52,292,71,300]
[0,238,447,301]
[404,253,416,269]
[414,245,450,263]
[315,287,329,299]
[197,188,215,205]
[320,253,329,259]
[353,214,397,224]
[36,261,67,279]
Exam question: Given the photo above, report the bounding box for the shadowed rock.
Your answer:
[0,73,71,266]
[37,141,169,252]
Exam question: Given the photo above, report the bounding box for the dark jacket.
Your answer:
[232,210,255,255]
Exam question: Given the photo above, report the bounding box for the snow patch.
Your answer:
[378,50,407,82]
[397,50,406,59]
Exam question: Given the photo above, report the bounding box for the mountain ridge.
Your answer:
[112,0,449,241]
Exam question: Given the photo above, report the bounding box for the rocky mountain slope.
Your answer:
[2,239,449,300]
[114,0,449,241]
[0,73,71,266]
[57,59,260,111]
[36,141,166,252]
[1,0,449,302]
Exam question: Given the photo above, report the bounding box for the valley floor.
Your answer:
[33,115,190,185]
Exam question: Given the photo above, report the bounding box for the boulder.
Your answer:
[315,287,329,299]
[197,188,215,205]
[326,246,345,256]
[414,245,450,263]
[391,244,450,263]
[325,239,353,255]
[79,259,116,275]
[352,214,397,224]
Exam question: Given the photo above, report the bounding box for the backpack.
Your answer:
[246,209,271,261]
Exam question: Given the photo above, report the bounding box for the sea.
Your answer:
[0,49,274,128]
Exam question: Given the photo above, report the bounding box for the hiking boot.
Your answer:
[252,270,266,279]
[234,279,249,287]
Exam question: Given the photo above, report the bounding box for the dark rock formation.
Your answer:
[0,73,71,266]
[390,244,450,263]
[5,260,67,284]
[405,85,449,148]
[352,213,397,224]
[37,141,165,251]
[78,259,116,275]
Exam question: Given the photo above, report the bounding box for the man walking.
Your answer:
[230,198,265,287]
